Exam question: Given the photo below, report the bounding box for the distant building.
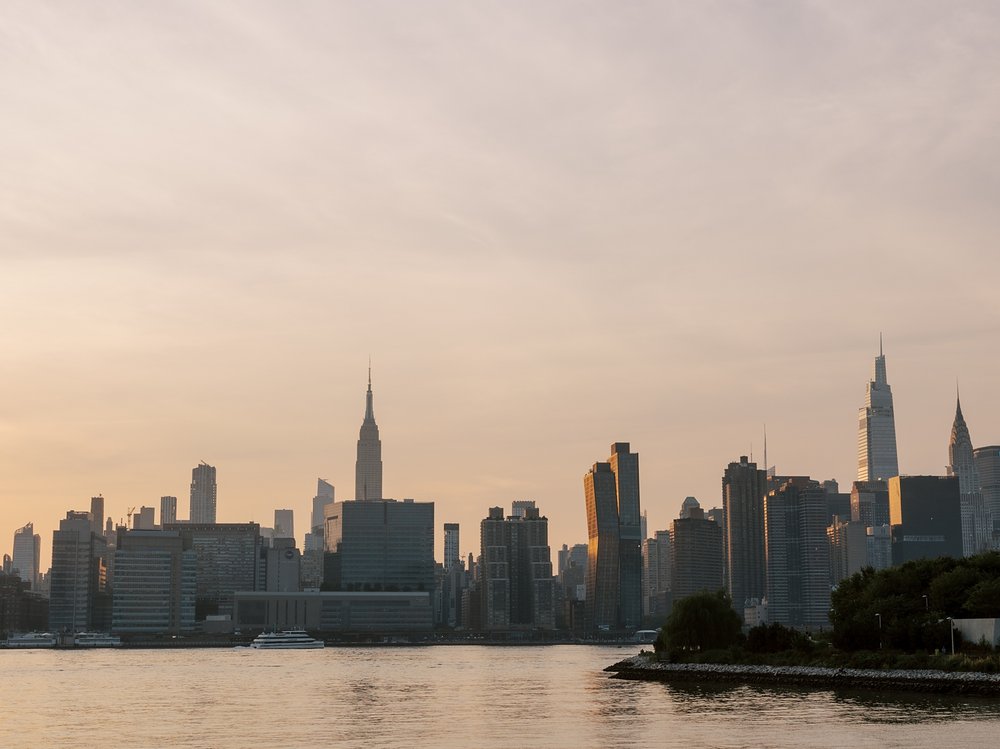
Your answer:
[584,462,620,630]
[90,495,105,537]
[866,525,892,570]
[974,446,1000,537]
[582,443,641,632]
[112,529,196,635]
[263,538,301,592]
[233,590,432,632]
[723,456,767,611]
[355,369,383,501]
[889,476,963,564]
[851,480,890,528]
[948,395,992,555]
[0,570,49,634]
[160,496,178,526]
[274,509,294,540]
[764,479,831,630]
[190,462,217,524]
[609,443,642,630]
[478,504,554,631]
[857,339,899,482]
[324,499,434,593]
[671,502,723,604]
[828,516,867,586]
[49,511,111,633]
[642,530,671,619]
[12,523,40,591]
[444,523,460,571]
[163,522,261,619]
[133,506,155,531]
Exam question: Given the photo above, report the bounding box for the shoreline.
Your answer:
[606,655,1000,696]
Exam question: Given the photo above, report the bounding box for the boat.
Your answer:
[3,632,57,649]
[249,630,324,649]
[73,632,122,648]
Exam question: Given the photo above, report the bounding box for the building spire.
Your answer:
[879,331,883,357]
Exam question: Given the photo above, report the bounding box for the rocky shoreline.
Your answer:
[606,655,1000,696]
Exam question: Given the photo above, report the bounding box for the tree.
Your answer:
[655,590,742,654]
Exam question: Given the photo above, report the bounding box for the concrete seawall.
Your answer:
[606,656,1000,696]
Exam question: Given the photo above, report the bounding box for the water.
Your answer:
[3,645,1000,748]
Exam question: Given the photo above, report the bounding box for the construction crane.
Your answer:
[126,506,136,529]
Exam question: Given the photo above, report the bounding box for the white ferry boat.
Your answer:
[3,632,57,649]
[73,632,122,648]
[249,630,324,650]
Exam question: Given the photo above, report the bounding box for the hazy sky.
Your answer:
[3,1,1000,568]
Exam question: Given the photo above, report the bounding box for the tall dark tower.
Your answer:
[723,456,767,612]
[355,367,383,501]
[609,442,642,630]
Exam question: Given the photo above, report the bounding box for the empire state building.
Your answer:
[355,369,383,501]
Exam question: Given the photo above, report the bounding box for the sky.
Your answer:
[2,1,1000,569]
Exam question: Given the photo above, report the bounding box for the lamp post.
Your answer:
[922,594,928,611]
[947,616,955,655]
[875,613,882,649]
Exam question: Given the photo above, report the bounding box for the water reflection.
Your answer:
[2,647,1000,749]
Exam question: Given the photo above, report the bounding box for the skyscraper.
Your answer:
[274,509,294,540]
[50,511,110,633]
[478,504,554,631]
[948,393,992,555]
[857,338,899,482]
[609,442,642,630]
[311,479,335,533]
[889,476,963,564]
[355,369,383,501]
[444,523,460,571]
[584,462,620,630]
[723,456,767,612]
[671,502,724,604]
[160,496,178,526]
[763,478,831,629]
[974,445,1000,538]
[90,495,105,537]
[190,462,217,524]
[12,523,41,590]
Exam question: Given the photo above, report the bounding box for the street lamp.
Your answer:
[947,616,955,655]
[922,594,928,611]
[875,613,882,649]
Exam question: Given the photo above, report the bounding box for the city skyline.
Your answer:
[2,3,1000,569]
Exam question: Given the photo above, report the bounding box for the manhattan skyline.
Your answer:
[2,3,1000,566]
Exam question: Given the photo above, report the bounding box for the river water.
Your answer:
[3,645,999,748]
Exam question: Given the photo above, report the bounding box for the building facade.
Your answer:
[974,446,1000,539]
[324,499,434,593]
[723,456,767,612]
[160,496,178,526]
[12,523,40,591]
[163,522,261,618]
[584,462,620,630]
[49,511,110,633]
[609,443,642,630]
[764,479,831,630]
[671,504,724,604]
[888,476,963,564]
[190,462,217,524]
[478,503,554,631]
[112,529,197,635]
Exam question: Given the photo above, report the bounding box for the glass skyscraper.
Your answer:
[857,339,899,482]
